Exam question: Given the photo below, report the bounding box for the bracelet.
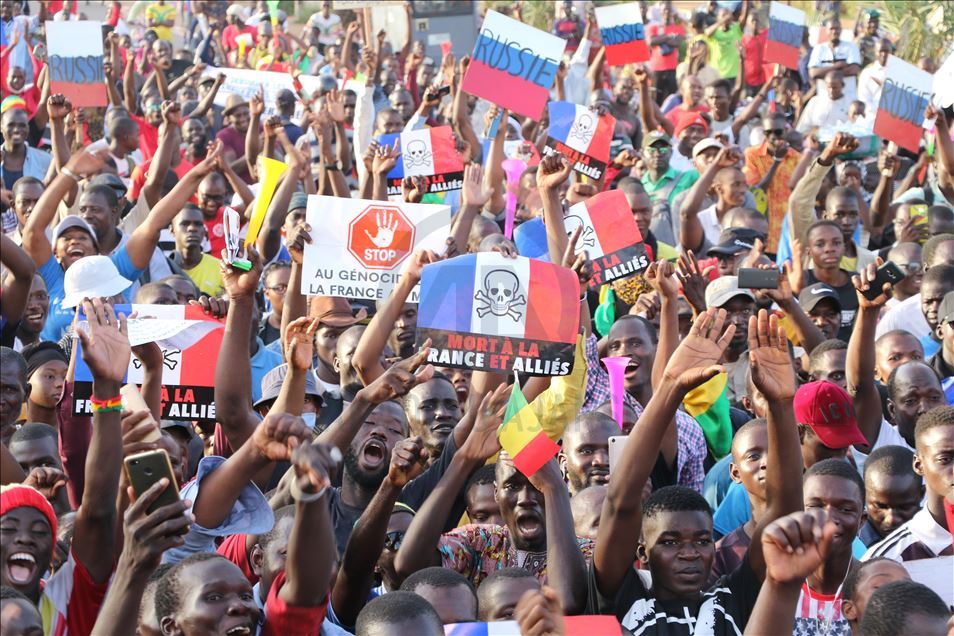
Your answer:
[62,167,81,182]
[289,478,328,503]
[91,395,122,409]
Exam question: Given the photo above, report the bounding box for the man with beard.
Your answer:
[886,361,946,448]
[859,446,923,548]
[680,146,748,254]
[607,75,642,147]
[559,412,616,495]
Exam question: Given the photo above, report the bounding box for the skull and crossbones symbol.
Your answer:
[132,348,180,371]
[474,269,526,321]
[404,139,432,168]
[568,113,595,144]
[564,215,596,251]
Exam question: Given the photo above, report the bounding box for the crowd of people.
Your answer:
[1,0,953,634]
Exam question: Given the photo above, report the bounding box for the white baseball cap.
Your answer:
[705,275,755,309]
[692,138,725,158]
[61,255,132,308]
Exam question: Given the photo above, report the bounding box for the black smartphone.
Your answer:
[863,261,905,301]
[435,85,451,98]
[124,449,180,515]
[738,268,779,290]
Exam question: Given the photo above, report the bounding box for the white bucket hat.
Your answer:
[61,255,132,309]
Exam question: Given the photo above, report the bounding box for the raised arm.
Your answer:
[123,55,138,113]
[645,261,680,467]
[256,146,303,264]
[183,71,224,120]
[449,163,494,255]
[141,101,181,209]
[789,134,857,246]
[537,153,574,262]
[245,87,265,175]
[0,235,36,330]
[680,147,738,252]
[763,264,825,353]
[46,94,72,175]
[868,151,899,237]
[594,308,735,600]
[483,107,509,215]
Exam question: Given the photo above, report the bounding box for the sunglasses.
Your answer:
[645,145,671,155]
[383,530,405,551]
[763,128,785,136]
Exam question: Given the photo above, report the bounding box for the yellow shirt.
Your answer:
[184,254,224,297]
[146,3,175,41]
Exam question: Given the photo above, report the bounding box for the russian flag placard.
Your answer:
[563,190,650,287]
[765,2,805,70]
[594,3,649,67]
[73,304,225,422]
[46,21,107,107]
[461,10,567,120]
[875,56,934,154]
[544,102,616,181]
[416,253,580,376]
[376,127,464,197]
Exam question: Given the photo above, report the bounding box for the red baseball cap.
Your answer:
[794,381,867,449]
[674,111,710,139]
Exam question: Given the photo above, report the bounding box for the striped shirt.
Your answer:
[862,508,954,562]
[793,584,849,636]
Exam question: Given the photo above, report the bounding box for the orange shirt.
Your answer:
[743,143,799,254]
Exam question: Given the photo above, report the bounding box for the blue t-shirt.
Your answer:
[250,337,283,404]
[38,248,144,342]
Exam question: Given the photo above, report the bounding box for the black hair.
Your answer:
[0,585,31,601]
[808,338,848,371]
[841,557,896,602]
[928,205,954,223]
[476,567,537,620]
[400,566,476,596]
[355,590,443,636]
[133,282,176,304]
[804,458,865,502]
[154,552,228,623]
[874,329,923,349]
[262,260,292,286]
[147,562,175,584]
[730,418,768,456]
[563,411,619,442]
[863,445,916,482]
[0,347,27,387]
[609,314,659,345]
[922,263,954,289]
[465,464,497,495]
[617,177,647,196]
[806,219,843,238]
[858,580,950,636]
[643,485,713,520]
[914,405,954,445]
[82,183,119,210]
[708,79,732,95]
[12,176,43,192]
[887,361,941,401]
[157,275,200,298]
[10,422,57,445]
[255,505,296,550]
[923,233,954,268]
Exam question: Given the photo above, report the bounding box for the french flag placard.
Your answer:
[563,190,650,287]
[416,253,580,376]
[544,102,616,181]
[73,304,225,422]
[594,3,649,67]
[765,2,805,70]
[461,10,567,120]
[444,616,622,636]
[376,126,464,197]
[46,21,108,107]
[875,56,934,153]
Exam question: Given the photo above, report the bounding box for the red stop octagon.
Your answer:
[348,204,416,270]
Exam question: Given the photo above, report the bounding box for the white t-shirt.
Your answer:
[796,93,853,134]
[875,293,930,341]
[307,12,342,46]
[808,40,863,100]
[852,419,913,476]
[697,204,723,248]
[858,61,887,114]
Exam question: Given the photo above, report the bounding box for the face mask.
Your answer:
[301,411,317,430]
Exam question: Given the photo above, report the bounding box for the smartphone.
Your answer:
[120,384,161,443]
[435,85,451,98]
[863,261,906,301]
[608,436,627,473]
[910,204,929,227]
[124,450,180,515]
[738,268,779,290]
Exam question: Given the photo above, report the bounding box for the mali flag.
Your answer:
[683,373,732,459]
[499,384,560,476]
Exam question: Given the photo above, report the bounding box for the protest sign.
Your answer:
[200,67,326,120]
[46,21,107,107]
[765,3,805,70]
[416,253,580,376]
[564,190,649,287]
[904,556,953,607]
[375,127,464,196]
[594,3,649,66]
[460,10,566,120]
[874,56,934,153]
[301,196,451,302]
[543,102,616,181]
[933,47,954,109]
[513,217,548,261]
[73,305,225,422]
[444,616,622,635]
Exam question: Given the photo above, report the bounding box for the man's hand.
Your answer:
[747,310,796,402]
[896,216,929,245]
[515,586,566,636]
[326,88,347,123]
[461,163,494,210]
[821,133,859,163]
[250,86,265,118]
[64,149,106,178]
[562,227,593,294]
[193,140,224,177]
[459,383,510,463]
[536,153,572,192]
[401,249,439,285]
[633,67,650,86]
[285,317,320,371]
[645,260,679,300]
[853,260,893,310]
[47,94,72,122]
[715,146,743,168]
[372,141,401,175]
[564,182,598,205]
[387,436,428,489]
[220,244,263,300]
[878,150,901,180]
[676,250,713,315]
[662,308,735,391]
[285,222,312,265]
[161,100,181,128]
[421,84,444,108]
[121,479,192,575]
[263,114,283,140]
[251,412,314,462]
[121,410,162,458]
[527,457,564,494]
[360,343,435,404]
[23,467,68,503]
[189,295,229,319]
[290,442,341,498]
[612,149,640,168]
[77,299,131,384]
[402,176,427,204]
[762,510,837,585]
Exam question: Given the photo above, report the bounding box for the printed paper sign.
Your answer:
[460,10,566,120]
[904,556,953,607]
[444,616,622,635]
[376,127,464,197]
[46,21,107,107]
[416,253,580,376]
[73,305,225,422]
[543,102,616,181]
[594,3,649,66]
[301,196,452,302]
[874,56,934,153]
[765,3,805,70]
[200,67,327,120]
[933,47,954,109]
[564,190,649,287]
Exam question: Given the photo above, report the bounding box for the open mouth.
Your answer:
[361,438,387,468]
[624,360,640,379]
[515,512,543,537]
[225,625,252,636]
[24,310,44,323]
[66,247,86,259]
[6,552,37,585]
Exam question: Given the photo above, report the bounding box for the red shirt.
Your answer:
[204,206,227,256]
[262,571,328,636]
[648,23,685,72]
[217,533,257,583]
[664,103,711,126]
[742,30,768,86]
[128,151,196,201]
[130,113,160,161]
[222,24,258,53]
